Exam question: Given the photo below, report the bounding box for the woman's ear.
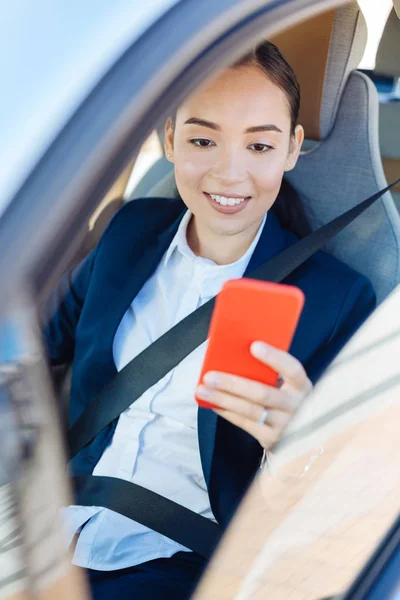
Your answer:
[164,117,175,163]
[285,124,304,172]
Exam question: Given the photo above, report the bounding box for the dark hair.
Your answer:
[234,40,300,135]
[170,40,300,135]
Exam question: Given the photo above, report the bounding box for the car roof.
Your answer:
[0,0,179,216]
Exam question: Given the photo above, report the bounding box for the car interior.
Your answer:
[3,2,400,600]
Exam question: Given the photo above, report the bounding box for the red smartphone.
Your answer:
[195,279,305,408]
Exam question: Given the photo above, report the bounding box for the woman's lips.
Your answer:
[204,192,251,214]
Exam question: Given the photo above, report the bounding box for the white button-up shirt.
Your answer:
[63,210,266,571]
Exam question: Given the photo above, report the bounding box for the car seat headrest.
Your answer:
[270,3,367,141]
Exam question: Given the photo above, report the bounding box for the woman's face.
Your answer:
[165,65,304,240]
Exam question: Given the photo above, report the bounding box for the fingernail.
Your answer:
[251,342,270,357]
[196,385,213,399]
[203,372,221,387]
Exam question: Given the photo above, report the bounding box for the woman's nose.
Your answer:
[212,150,247,185]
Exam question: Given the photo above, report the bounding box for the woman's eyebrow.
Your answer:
[184,117,220,130]
[245,124,283,134]
[183,118,283,134]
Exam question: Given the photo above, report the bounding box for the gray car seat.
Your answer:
[130,3,400,305]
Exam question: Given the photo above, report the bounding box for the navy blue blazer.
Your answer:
[44,196,376,528]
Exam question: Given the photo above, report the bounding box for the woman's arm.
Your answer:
[304,274,377,384]
[40,250,97,366]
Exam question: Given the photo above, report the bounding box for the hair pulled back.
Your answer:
[234,40,300,135]
[170,41,300,135]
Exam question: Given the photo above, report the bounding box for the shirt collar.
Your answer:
[163,210,267,268]
[163,210,194,266]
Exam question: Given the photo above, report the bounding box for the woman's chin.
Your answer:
[204,216,251,238]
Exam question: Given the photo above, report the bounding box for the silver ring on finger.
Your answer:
[257,408,269,426]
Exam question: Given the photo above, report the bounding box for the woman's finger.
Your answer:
[250,342,312,392]
[196,385,293,426]
[202,371,297,413]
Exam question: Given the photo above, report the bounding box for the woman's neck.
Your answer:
[186,216,262,265]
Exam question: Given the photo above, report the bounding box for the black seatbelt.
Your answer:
[73,476,221,559]
[69,178,400,558]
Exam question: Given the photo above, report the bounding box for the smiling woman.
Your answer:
[42,39,376,600]
[164,42,304,264]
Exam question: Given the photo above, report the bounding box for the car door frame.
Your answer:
[343,514,400,600]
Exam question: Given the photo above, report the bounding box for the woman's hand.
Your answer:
[196,342,313,450]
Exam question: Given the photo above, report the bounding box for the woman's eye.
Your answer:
[249,143,274,153]
[189,138,215,148]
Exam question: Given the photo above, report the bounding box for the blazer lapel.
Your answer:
[200,208,289,500]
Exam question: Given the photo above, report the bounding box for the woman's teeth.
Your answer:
[209,194,246,206]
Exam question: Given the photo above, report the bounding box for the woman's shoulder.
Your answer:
[112,196,184,228]
[289,238,377,341]
[97,196,185,246]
